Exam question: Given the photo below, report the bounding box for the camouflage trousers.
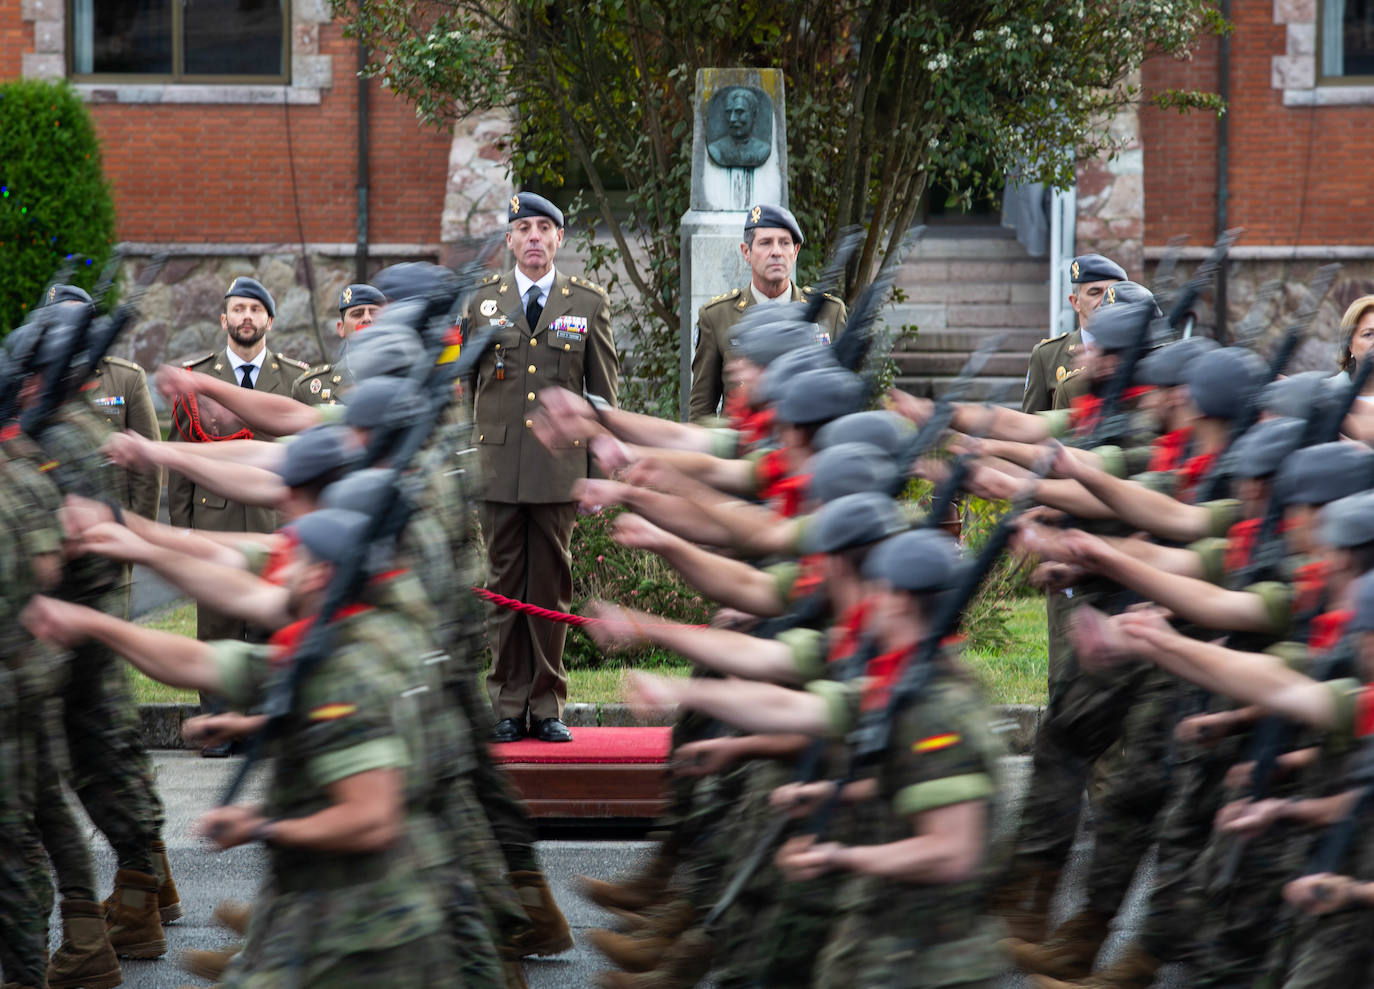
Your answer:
[33,689,99,906]
[446,771,534,961]
[1267,908,1374,988]
[0,662,48,988]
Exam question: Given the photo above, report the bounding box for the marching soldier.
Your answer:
[1021,253,1126,413]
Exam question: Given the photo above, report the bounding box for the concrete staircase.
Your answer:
[881,225,1051,404]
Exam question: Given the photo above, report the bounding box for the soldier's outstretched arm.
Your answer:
[624,447,756,497]
[591,606,804,684]
[625,670,830,735]
[575,480,736,547]
[1051,443,1216,543]
[63,496,252,572]
[887,388,1051,444]
[537,387,716,454]
[106,429,284,470]
[157,364,322,436]
[106,432,284,508]
[22,595,220,693]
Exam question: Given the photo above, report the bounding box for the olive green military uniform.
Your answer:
[167,346,311,641]
[466,268,619,723]
[291,360,349,406]
[87,355,161,519]
[689,282,847,421]
[1021,328,1090,414]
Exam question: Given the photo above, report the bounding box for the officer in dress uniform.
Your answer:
[465,192,619,743]
[689,204,847,421]
[1021,253,1128,414]
[290,282,387,406]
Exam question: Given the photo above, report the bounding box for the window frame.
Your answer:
[65,0,292,85]
[1316,0,1374,86]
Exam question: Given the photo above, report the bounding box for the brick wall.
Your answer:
[0,0,30,78]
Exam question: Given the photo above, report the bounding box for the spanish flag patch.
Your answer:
[308,703,357,722]
[38,460,58,473]
[913,733,961,753]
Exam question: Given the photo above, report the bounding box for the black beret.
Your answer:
[1134,336,1219,387]
[861,527,963,594]
[1348,569,1374,634]
[292,508,370,566]
[757,345,837,405]
[1222,418,1305,480]
[223,275,275,319]
[814,410,917,459]
[508,192,564,228]
[371,263,456,304]
[1185,347,1269,420]
[1086,299,1153,353]
[807,442,900,503]
[322,467,396,517]
[1276,442,1374,507]
[777,367,866,426]
[44,284,92,306]
[1070,253,1127,284]
[1319,491,1374,550]
[1099,280,1162,318]
[803,491,906,554]
[275,425,362,488]
[347,325,425,381]
[1260,370,1337,420]
[733,318,831,370]
[744,203,803,245]
[339,283,387,313]
[343,375,427,430]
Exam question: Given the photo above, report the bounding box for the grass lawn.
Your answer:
[131,597,1050,708]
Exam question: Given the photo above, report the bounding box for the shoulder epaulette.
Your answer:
[822,291,843,305]
[277,353,312,371]
[480,273,499,285]
[101,355,144,372]
[704,288,742,308]
[569,275,609,296]
[292,362,333,383]
[181,352,215,368]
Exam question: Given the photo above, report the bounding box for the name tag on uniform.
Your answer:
[551,315,587,336]
[815,331,832,346]
[92,396,126,407]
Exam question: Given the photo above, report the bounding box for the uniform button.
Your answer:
[528,364,537,373]
[564,344,571,351]
[479,433,485,441]
[527,392,536,401]
[200,497,207,504]
[573,439,580,447]
[529,338,538,347]
[525,419,533,429]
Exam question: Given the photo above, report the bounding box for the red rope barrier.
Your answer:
[470,586,707,630]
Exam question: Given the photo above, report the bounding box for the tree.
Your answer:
[0,80,117,335]
[334,0,1223,414]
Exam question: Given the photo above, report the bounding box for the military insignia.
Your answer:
[816,331,832,346]
[913,733,961,753]
[92,396,126,407]
[499,283,508,294]
[38,460,58,473]
[342,286,353,305]
[321,388,331,400]
[48,286,56,304]
[510,194,521,214]
[310,378,322,394]
[551,315,588,335]
[227,277,239,294]
[1056,366,1067,382]
[308,703,357,722]
[480,299,499,317]
[1070,260,1080,280]
[750,206,761,223]
[562,285,571,296]
[1105,286,1116,305]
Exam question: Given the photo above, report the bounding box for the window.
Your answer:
[1321,0,1374,79]
[69,0,288,81]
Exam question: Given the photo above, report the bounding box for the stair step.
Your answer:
[945,302,1045,329]
[906,231,1035,261]
[902,281,1051,304]
[901,258,1047,283]
[893,351,1031,377]
[896,329,1044,353]
[895,375,1029,403]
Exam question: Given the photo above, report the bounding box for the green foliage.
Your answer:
[0,80,117,335]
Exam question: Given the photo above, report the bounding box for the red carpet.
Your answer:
[489,727,671,765]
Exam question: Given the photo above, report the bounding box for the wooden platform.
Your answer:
[489,727,671,818]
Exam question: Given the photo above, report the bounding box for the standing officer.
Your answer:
[291,282,387,407]
[466,192,619,743]
[689,204,847,421]
[1020,253,1127,413]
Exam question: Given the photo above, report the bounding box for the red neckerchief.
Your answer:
[172,394,254,443]
[1176,451,1219,505]
[1069,385,1152,438]
[260,530,299,586]
[1356,689,1374,738]
[1223,517,1293,574]
[789,553,826,604]
[268,604,371,667]
[1309,609,1353,653]
[859,636,965,712]
[1147,427,1192,474]
[755,448,789,492]
[0,421,19,442]
[827,599,871,665]
[765,472,810,519]
[1294,560,1331,618]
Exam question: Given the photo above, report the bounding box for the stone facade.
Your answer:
[440,110,515,266]
[1075,78,1145,278]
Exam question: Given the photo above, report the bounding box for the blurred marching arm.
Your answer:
[673,734,812,777]
[536,386,718,454]
[156,363,323,437]
[64,496,249,571]
[624,670,830,734]
[618,445,756,498]
[105,432,285,508]
[978,435,1107,474]
[886,387,1053,444]
[1049,440,1217,543]
[1222,745,1318,787]
[1095,533,1206,581]
[1340,402,1374,446]
[106,429,285,471]
[575,478,736,547]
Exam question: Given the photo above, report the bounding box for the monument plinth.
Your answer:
[679,67,787,420]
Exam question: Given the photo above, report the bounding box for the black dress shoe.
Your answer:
[200,740,231,758]
[532,718,573,743]
[489,717,526,743]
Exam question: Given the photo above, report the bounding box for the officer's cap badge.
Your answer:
[510,195,521,214]
[1070,260,1080,280]
[750,206,761,223]
[343,286,352,305]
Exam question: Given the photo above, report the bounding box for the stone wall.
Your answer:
[1075,76,1145,278]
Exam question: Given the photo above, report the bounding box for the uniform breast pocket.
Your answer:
[555,335,587,382]
[477,425,507,446]
[198,492,229,511]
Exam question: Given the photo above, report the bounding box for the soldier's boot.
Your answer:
[595,927,715,989]
[180,946,241,982]
[509,870,574,957]
[990,862,1062,943]
[106,869,168,959]
[498,946,530,989]
[211,899,252,936]
[1029,941,1163,989]
[607,896,698,935]
[577,847,677,912]
[1006,909,1112,981]
[47,899,124,989]
[150,839,184,924]
[588,929,675,972]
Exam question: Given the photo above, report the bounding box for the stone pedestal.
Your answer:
[679,67,787,419]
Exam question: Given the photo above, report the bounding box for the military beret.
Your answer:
[1318,491,1374,550]
[44,284,92,306]
[346,325,425,381]
[803,491,907,554]
[777,367,867,426]
[1070,253,1127,284]
[275,425,362,488]
[807,442,901,503]
[744,203,803,245]
[1085,299,1154,353]
[756,345,838,406]
[321,467,397,517]
[733,318,830,370]
[508,191,564,228]
[1348,569,1374,634]
[1276,442,1374,507]
[223,276,275,319]
[338,283,386,313]
[291,508,370,566]
[1185,347,1269,420]
[1134,336,1219,387]
[371,263,456,305]
[1099,280,1162,318]
[343,375,427,430]
[1260,370,1336,420]
[861,527,963,594]
[813,410,916,458]
[1222,418,1305,480]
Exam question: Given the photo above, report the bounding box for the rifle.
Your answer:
[1147,235,1189,310]
[831,225,925,378]
[800,227,864,325]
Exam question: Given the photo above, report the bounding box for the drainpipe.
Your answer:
[355,40,371,282]
[1215,0,1231,341]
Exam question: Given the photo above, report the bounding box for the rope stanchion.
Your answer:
[470,586,707,630]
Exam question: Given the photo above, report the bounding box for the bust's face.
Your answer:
[726,94,755,139]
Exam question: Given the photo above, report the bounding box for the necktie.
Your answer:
[240,366,254,389]
[524,285,543,332]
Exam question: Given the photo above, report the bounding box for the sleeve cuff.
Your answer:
[309,737,410,787]
[1325,678,1365,751]
[777,627,825,683]
[1188,537,1229,586]
[236,542,271,576]
[1203,499,1241,538]
[316,403,348,425]
[1264,641,1310,672]
[894,772,995,816]
[22,527,62,556]
[766,561,801,604]
[806,679,857,739]
[1246,581,1294,636]
[208,639,268,710]
[1037,409,1072,440]
[1091,445,1127,478]
[708,428,741,459]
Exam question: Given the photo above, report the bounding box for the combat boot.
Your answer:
[588,928,675,972]
[106,869,167,958]
[150,839,183,924]
[989,861,1061,943]
[212,899,252,936]
[577,847,677,912]
[47,899,123,989]
[498,946,530,989]
[180,946,240,982]
[509,870,574,957]
[596,926,715,989]
[1030,941,1163,989]
[607,896,698,936]
[1006,908,1112,981]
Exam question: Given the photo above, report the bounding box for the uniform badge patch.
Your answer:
[308,703,357,722]
[480,299,499,317]
[92,396,126,407]
[310,378,322,394]
[551,316,588,335]
[1056,366,1067,382]
[913,733,961,753]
